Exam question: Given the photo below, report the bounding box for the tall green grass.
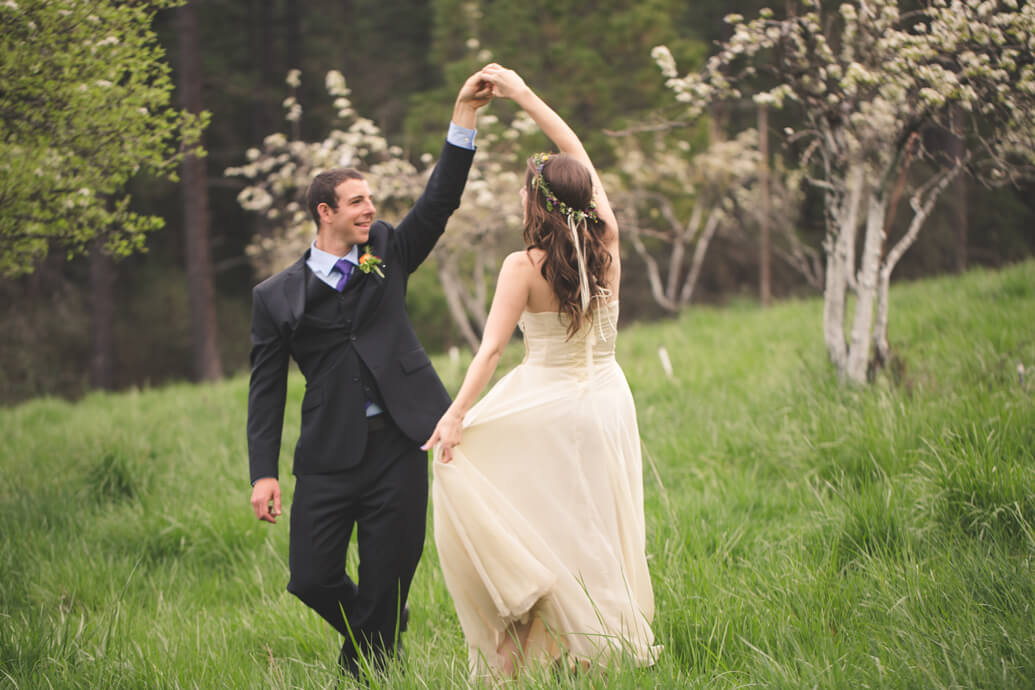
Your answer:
[2,262,1033,688]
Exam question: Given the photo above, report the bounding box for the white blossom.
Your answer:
[325,70,348,97]
[237,186,273,211]
[651,45,678,79]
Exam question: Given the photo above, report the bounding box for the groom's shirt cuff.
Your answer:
[447,121,477,150]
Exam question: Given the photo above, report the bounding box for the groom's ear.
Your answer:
[316,202,332,223]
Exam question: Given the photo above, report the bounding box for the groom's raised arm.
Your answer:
[394,69,492,273]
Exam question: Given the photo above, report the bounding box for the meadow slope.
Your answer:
[1,262,1033,688]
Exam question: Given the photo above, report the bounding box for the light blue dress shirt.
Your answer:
[447,121,477,150]
[308,241,359,290]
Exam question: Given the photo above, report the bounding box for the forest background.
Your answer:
[2,0,1033,404]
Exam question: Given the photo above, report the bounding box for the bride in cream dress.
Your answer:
[423,65,659,680]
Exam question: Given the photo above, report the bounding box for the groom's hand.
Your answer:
[457,69,494,109]
[452,68,493,129]
[250,478,282,524]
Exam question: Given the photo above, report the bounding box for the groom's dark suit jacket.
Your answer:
[246,140,474,483]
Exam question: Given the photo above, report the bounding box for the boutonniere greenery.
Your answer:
[358,245,385,278]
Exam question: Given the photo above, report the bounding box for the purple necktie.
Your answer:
[334,258,353,292]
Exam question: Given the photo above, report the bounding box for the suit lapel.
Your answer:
[280,254,308,330]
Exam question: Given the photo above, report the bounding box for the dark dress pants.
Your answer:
[287,416,428,675]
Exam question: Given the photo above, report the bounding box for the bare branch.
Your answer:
[883,157,967,277]
[624,219,679,312]
[678,209,723,306]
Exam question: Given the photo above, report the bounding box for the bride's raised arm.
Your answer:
[482,64,619,247]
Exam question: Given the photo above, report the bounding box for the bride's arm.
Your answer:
[483,64,619,246]
[422,252,530,463]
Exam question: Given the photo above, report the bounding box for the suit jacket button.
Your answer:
[350,335,357,341]
[352,377,359,383]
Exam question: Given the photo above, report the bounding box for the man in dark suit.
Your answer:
[247,69,492,677]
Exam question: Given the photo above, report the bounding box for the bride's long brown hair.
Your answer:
[523,153,612,337]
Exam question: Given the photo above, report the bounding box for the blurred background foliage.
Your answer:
[1,0,1031,404]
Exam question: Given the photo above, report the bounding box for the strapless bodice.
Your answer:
[517,301,619,369]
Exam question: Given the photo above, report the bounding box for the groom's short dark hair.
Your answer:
[307,168,365,224]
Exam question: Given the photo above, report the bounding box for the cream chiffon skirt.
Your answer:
[432,353,659,678]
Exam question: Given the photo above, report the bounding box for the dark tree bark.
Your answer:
[949,105,968,273]
[89,243,116,390]
[758,102,771,306]
[284,0,303,79]
[177,0,224,381]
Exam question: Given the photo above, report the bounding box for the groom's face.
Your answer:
[325,178,376,245]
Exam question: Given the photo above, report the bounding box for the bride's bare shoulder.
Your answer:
[504,248,544,270]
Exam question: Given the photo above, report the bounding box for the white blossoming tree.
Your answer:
[226,69,429,277]
[612,129,765,311]
[653,0,1035,383]
[0,0,205,276]
[611,125,815,312]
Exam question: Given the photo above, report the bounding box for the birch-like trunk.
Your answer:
[437,258,481,350]
[678,209,723,306]
[823,164,864,377]
[667,203,700,299]
[845,191,888,383]
[627,226,678,312]
[621,190,725,313]
[873,266,894,370]
[457,251,489,334]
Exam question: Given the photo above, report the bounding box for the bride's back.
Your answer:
[520,246,621,314]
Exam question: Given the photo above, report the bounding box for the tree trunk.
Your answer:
[89,243,115,390]
[458,251,489,334]
[257,0,277,137]
[823,164,864,377]
[177,0,223,381]
[953,175,968,273]
[284,0,303,76]
[678,209,722,306]
[949,105,968,273]
[845,192,887,383]
[666,202,698,301]
[625,222,678,312]
[437,258,481,350]
[758,102,771,306]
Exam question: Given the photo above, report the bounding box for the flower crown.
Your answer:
[531,153,600,224]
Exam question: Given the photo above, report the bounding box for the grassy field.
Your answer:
[2,262,1033,688]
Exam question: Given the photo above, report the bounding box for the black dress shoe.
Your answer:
[338,607,411,678]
